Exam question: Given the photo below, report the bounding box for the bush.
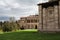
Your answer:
[20,27,24,30]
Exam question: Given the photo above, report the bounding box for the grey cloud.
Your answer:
[16,0,38,5]
[0,0,47,21]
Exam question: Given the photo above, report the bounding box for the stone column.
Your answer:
[58,1,60,29]
[30,19,31,29]
[54,5,58,31]
[43,8,47,31]
[38,5,43,31]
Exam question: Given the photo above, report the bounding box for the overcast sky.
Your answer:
[0,0,48,20]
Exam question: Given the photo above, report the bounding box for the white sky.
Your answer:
[0,0,48,20]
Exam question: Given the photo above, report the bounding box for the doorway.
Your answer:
[35,25,37,29]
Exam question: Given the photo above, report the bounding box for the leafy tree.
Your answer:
[2,21,12,32]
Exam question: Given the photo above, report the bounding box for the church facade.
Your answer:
[38,0,60,32]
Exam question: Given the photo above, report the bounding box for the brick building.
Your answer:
[18,15,39,29]
[38,0,60,32]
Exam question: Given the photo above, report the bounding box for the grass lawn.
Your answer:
[0,29,60,40]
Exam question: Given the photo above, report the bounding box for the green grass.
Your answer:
[0,29,60,40]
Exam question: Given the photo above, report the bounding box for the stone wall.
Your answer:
[38,0,60,32]
[18,15,39,29]
[38,5,43,31]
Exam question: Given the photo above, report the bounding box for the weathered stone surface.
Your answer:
[38,5,43,30]
[18,15,39,29]
[38,0,60,32]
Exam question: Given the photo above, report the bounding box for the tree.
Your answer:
[2,21,12,32]
[0,22,3,31]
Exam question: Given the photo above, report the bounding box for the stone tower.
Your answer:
[38,0,60,32]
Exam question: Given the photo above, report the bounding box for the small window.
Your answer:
[27,20,30,23]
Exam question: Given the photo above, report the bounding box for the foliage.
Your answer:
[0,21,20,32]
[2,22,12,32]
